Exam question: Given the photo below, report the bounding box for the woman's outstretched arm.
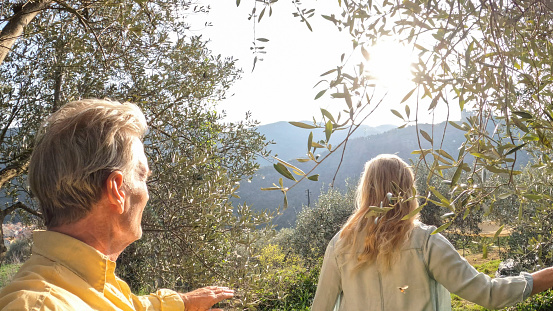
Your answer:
[424,231,533,310]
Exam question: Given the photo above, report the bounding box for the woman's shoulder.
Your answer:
[408,221,438,248]
[414,221,436,233]
[329,231,342,247]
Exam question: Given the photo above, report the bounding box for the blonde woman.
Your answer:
[312,154,553,311]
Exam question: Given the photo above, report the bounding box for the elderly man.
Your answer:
[0,99,234,310]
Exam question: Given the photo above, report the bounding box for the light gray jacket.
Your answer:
[311,223,533,311]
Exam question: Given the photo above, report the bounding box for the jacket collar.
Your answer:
[32,230,114,292]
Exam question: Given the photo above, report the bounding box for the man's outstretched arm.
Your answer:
[180,286,235,311]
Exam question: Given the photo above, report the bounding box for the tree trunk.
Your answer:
[0,213,6,262]
[0,0,52,67]
[53,67,64,112]
[0,158,30,190]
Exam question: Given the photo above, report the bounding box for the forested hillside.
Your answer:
[256,121,395,164]
[237,120,530,227]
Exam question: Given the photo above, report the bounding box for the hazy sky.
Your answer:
[188,1,459,126]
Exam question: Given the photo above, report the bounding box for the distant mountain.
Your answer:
[256,121,395,166]
[235,121,530,228]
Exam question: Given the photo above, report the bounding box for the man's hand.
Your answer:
[180,286,234,311]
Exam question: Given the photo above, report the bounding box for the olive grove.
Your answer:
[4,0,553,309]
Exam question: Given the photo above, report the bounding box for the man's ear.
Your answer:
[105,170,126,214]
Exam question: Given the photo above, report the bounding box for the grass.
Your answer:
[452,294,488,311]
[0,263,21,289]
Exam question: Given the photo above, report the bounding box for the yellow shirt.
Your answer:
[0,231,184,311]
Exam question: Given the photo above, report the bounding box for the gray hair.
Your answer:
[28,99,147,228]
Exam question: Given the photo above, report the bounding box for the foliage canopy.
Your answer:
[0,3,273,307]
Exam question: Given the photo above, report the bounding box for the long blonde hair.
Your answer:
[339,154,418,270]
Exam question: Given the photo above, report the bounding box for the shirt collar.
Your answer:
[32,230,114,292]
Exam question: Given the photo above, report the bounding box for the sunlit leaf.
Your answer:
[321,68,337,76]
[436,149,454,161]
[401,88,416,103]
[305,19,313,32]
[440,212,455,219]
[511,117,529,133]
[401,204,424,220]
[275,157,305,176]
[428,95,440,110]
[463,208,470,220]
[325,120,333,142]
[252,56,257,72]
[274,163,296,181]
[429,186,449,204]
[313,89,326,100]
[505,143,526,156]
[523,193,542,200]
[361,46,370,61]
[419,129,433,144]
[431,222,452,235]
[368,206,394,214]
[522,133,539,142]
[289,121,317,129]
[493,225,504,240]
[258,8,265,22]
[260,187,281,191]
[465,40,474,66]
[321,108,335,123]
[448,121,467,131]
[513,111,532,119]
[498,192,512,200]
[344,85,353,110]
[391,109,404,120]
[451,162,463,187]
[307,174,319,181]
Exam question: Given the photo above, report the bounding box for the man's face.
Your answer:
[121,137,150,243]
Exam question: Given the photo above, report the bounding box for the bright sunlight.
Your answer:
[364,40,416,91]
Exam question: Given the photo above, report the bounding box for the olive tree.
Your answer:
[0,3,275,305]
[0,0,202,257]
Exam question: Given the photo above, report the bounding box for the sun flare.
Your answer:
[364,40,416,91]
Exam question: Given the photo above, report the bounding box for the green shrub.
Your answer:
[0,263,21,289]
[505,290,553,311]
[4,238,31,264]
[252,244,319,310]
